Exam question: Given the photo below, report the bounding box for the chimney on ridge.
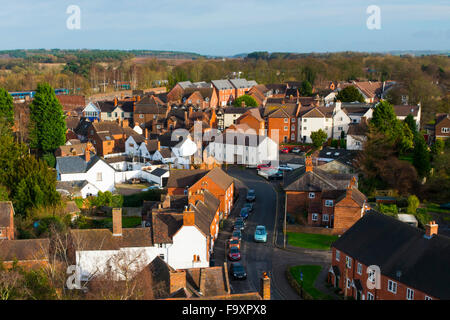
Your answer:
[183,206,195,226]
[305,156,313,172]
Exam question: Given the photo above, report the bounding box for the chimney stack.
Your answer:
[114,97,118,107]
[346,176,356,198]
[85,148,91,162]
[183,206,195,226]
[112,208,122,236]
[137,95,141,102]
[305,156,313,172]
[260,272,271,300]
[145,128,149,140]
[425,221,438,239]
[169,270,186,294]
[157,140,161,151]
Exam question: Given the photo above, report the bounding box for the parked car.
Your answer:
[257,162,271,170]
[268,171,283,180]
[292,147,301,154]
[236,216,245,225]
[234,219,245,231]
[228,247,241,261]
[254,225,268,243]
[246,189,256,202]
[232,229,242,240]
[278,164,293,171]
[243,202,254,212]
[280,147,290,154]
[227,238,241,250]
[229,262,247,280]
[240,207,249,220]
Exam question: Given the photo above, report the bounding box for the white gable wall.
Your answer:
[168,226,208,270]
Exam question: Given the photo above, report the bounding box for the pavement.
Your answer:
[212,165,337,300]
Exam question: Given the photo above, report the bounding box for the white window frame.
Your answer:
[425,296,432,300]
[442,127,449,133]
[388,280,397,294]
[335,250,340,261]
[325,200,333,207]
[96,172,102,181]
[346,256,352,269]
[309,192,315,199]
[311,213,318,221]
[322,214,329,222]
[346,278,351,289]
[357,263,362,275]
[284,118,288,123]
[284,126,288,131]
[406,288,414,300]
[368,269,376,284]
[367,292,374,300]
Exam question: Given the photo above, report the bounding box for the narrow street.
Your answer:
[213,165,333,300]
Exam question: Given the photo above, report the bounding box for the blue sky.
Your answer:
[1,0,449,55]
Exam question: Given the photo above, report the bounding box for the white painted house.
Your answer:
[56,152,116,198]
[206,132,278,166]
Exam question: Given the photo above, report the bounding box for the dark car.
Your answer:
[232,229,242,240]
[246,189,256,202]
[234,219,245,231]
[268,171,283,180]
[228,247,241,261]
[229,262,247,280]
[243,202,254,212]
[240,207,249,220]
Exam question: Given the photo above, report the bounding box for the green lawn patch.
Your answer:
[287,232,338,250]
[289,265,333,300]
[122,189,166,207]
[74,198,84,209]
[103,216,142,228]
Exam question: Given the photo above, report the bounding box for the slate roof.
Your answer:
[66,116,81,130]
[0,239,49,261]
[56,153,105,174]
[223,106,248,114]
[134,96,167,114]
[212,80,233,90]
[229,78,252,89]
[166,169,209,188]
[332,212,450,299]
[150,168,168,177]
[70,228,153,250]
[347,119,369,136]
[284,167,356,192]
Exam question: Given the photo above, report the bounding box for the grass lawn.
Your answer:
[289,265,333,300]
[287,232,339,250]
[122,189,166,207]
[103,216,142,228]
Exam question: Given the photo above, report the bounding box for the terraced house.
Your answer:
[329,213,450,300]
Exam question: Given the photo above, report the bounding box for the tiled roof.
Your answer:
[284,167,356,192]
[205,167,234,191]
[191,190,220,236]
[393,105,420,117]
[70,228,153,250]
[166,169,209,188]
[0,239,49,261]
[332,212,450,299]
[151,212,184,244]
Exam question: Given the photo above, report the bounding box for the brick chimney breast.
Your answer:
[425,221,438,239]
[183,206,195,226]
[112,208,122,236]
[260,272,271,300]
[305,156,313,172]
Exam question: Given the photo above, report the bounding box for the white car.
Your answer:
[278,165,293,171]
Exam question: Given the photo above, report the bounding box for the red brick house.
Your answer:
[329,213,450,300]
[263,102,300,144]
[166,167,234,219]
[212,80,235,107]
[284,157,368,234]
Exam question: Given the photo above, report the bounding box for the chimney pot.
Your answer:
[260,272,271,300]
